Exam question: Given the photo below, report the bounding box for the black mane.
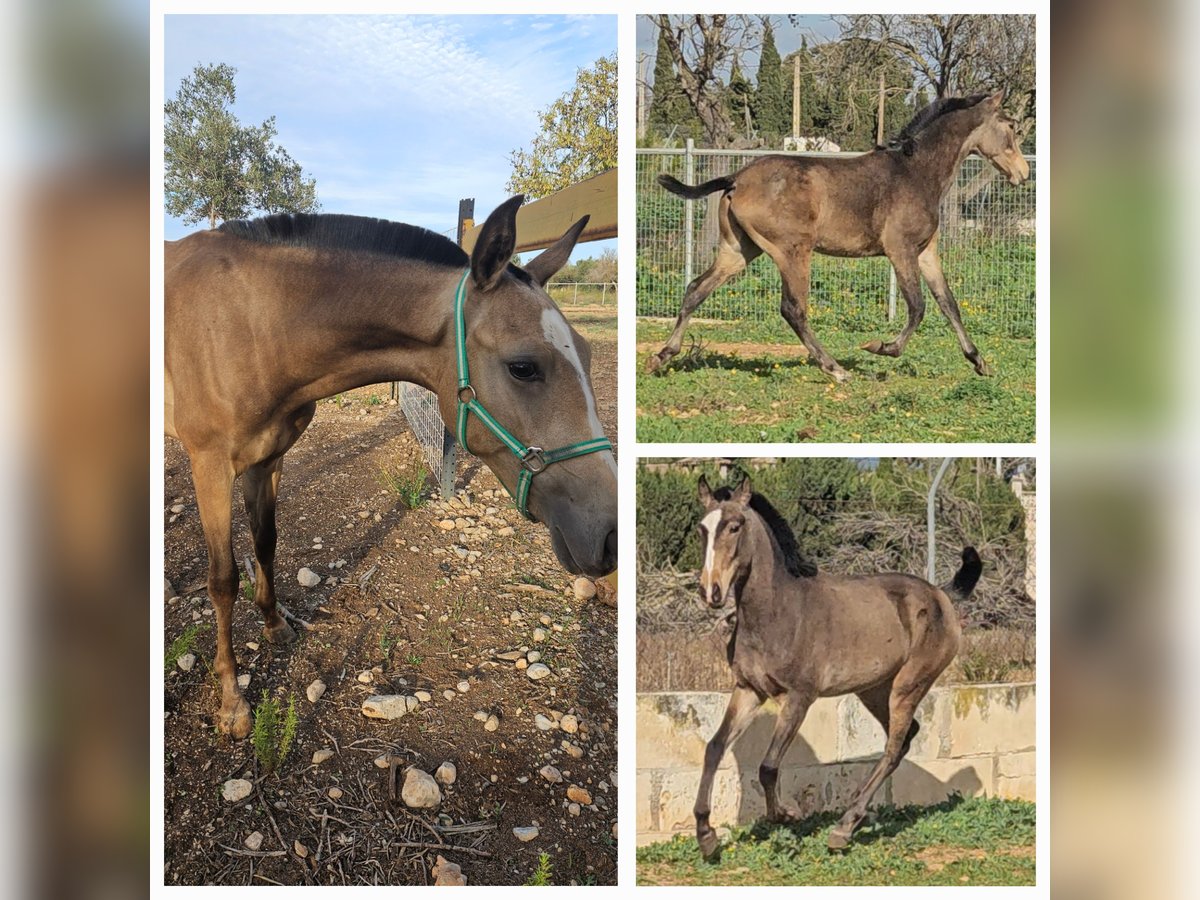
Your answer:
[882,94,990,155]
[713,486,818,578]
[218,213,469,268]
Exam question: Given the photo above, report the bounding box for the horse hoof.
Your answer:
[264,618,297,645]
[974,358,992,377]
[218,696,252,739]
[697,829,721,861]
[827,827,852,851]
[770,806,802,826]
[645,354,664,374]
[829,368,851,384]
[860,339,884,354]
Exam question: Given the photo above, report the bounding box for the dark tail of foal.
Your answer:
[657,173,734,200]
[944,546,983,601]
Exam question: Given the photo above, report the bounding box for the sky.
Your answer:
[635,15,841,85]
[164,14,615,259]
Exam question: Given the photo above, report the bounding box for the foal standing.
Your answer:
[692,476,981,857]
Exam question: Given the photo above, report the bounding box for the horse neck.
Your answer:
[734,513,793,625]
[288,257,461,406]
[906,111,985,199]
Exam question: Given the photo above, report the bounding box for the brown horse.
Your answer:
[165,196,617,738]
[648,92,1030,381]
[692,476,980,858]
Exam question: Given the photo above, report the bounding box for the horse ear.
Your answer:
[985,90,1005,110]
[697,474,714,508]
[733,476,752,505]
[524,215,590,288]
[471,195,523,291]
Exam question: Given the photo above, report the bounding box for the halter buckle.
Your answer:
[457,385,477,404]
[520,447,547,473]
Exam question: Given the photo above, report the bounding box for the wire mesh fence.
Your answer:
[545,281,618,308]
[636,146,1036,339]
[398,383,454,497]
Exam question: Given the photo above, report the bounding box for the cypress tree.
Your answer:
[752,20,789,138]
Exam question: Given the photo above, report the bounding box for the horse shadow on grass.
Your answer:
[703,705,984,862]
[655,347,896,383]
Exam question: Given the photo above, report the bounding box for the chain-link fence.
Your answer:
[637,146,1036,339]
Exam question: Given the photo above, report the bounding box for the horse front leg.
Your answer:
[862,251,925,360]
[759,688,814,824]
[919,236,991,375]
[695,685,761,859]
[191,453,251,738]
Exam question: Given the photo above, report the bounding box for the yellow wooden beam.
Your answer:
[460,168,617,254]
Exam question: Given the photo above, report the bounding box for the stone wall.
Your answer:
[636,684,1036,846]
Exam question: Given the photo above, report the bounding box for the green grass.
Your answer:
[377,462,427,509]
[164,622,208,674]
[636,317,1034,443]
[637,796,1035,886]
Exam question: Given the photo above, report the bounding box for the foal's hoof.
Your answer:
[827,367,851,384]
[645,353,664,374]
[860,339,900,358]
[263,618,297,645]
[217,695,252,739]
[770,805,803,826]
[827,827,853,851]
[697,828,721,861]
[972,357,992,377]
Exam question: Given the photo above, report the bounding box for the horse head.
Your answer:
[446,196,617,578]
[971,91,1030,186]
[696,474,755,609]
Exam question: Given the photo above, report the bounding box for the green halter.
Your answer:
[452,270,613,520]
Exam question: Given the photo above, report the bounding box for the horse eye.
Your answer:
[728,522,741,533]
[507,361,540,382]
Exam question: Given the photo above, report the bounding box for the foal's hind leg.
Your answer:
[862,251,925,360]
[919,236,991,376]
[647,197,760,373]
[828,676,931,850]
[190,452,251,738]
[242,458,294,645]
[776,248,849,382]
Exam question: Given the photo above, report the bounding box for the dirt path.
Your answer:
[164,328,617,886]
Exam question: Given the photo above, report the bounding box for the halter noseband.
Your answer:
[452,270,612,520]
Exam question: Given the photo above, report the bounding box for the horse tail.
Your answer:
[657,173,734,200]
[944,547,982,601]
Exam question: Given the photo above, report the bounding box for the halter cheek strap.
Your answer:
[452,269,612,520]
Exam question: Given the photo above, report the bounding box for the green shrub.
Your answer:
[525,852,553,886]
[251,691,298,775]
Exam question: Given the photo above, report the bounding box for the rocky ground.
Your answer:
[163,315,618,886]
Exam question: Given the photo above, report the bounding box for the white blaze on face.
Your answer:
[700,509,723,591]
[540,307,616,476]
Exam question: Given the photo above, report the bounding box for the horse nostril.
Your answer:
[711,585,722,607]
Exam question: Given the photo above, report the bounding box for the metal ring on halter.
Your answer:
[457,385,477,404]
[519,447,547,473]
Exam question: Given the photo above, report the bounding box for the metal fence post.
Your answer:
[440,426,456,498]
[927,458,953,582]
[887,266,897,322]
[683,138,695,291]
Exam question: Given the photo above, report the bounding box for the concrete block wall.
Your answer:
[636,684,1035,846]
